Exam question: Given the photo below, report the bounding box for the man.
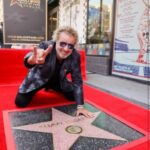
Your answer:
[15,26,93,117]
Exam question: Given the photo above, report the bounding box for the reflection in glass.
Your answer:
[87,0,101,43]
[87,0,113,56]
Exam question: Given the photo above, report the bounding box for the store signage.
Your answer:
[3,0,47,44]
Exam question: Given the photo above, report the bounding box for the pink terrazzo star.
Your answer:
[13,108,127,150]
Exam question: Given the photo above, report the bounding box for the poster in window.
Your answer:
[3,0,47,44]
[112,0,150,81]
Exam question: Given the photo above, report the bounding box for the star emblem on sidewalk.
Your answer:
[13,108,127,150]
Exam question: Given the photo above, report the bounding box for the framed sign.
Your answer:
[3,0,47,44]
[112,0,150,81]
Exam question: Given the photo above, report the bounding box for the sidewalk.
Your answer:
[85,72,149,109]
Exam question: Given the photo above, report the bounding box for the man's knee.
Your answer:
[15,93,32,107]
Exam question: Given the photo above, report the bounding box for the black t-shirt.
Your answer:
[46,58,63,91]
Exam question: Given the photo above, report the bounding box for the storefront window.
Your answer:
[87,0,114,56]
[87,0,101,44]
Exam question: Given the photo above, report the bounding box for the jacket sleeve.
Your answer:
[24,52,35,68]
[71,52,84,105]
[39,40,55,50]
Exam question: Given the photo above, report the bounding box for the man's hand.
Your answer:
[27,45,52,65]
[76,108,95,118]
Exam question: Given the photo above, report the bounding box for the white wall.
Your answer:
[59,0,87,44]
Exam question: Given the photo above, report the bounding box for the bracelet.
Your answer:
[77,105,84,109]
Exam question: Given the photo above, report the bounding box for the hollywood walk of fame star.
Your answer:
[13,108,127,150]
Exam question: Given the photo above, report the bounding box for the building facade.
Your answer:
[56,0,114,51]
[52,0,114,75]
[53,0,149,82]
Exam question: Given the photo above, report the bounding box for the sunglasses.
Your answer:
[59,41,74,50]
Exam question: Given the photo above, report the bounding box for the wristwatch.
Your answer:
[77,105,84,109]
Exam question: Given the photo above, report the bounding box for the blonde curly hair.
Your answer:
[52,26,78,44]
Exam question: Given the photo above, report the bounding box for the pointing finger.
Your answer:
[33,46,37,57]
